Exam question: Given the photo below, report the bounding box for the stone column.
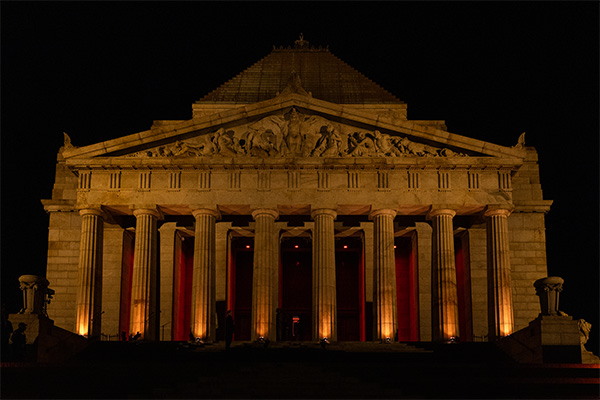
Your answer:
[485,207,514,340]
[251,208,279,341]
[370,209,398,341]
[311,208,337,341]
[190,208,219,341]
[429,208,459,342]
[130,208,159,340]
[75,208,104,337]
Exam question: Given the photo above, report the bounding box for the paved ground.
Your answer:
[2,341,599,399]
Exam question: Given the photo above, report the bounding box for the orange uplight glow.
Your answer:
[294,245,299,248]
[246,245,251,249]
[343,245,348,249]
[192,322,206,340]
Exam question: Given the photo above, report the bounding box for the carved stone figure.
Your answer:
[398,137,438,157]
[127,110,466,159]
[374,130,403,157]
[348,131,376,157]
[212,128,238,157]
[513,132,526,149]
[284,108,303,156]
[578,319,592,349]
[63,132,74,149]
[312,125,342,157]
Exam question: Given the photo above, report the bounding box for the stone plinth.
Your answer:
[497,315,582,364]
[8,313,89,362]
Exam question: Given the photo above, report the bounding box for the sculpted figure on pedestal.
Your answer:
[578,319,592,349]
[284,108,303,156]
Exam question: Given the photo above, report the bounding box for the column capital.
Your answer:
[427,208,456,220]
[132,207,161,219]
[78,207,105,219]
[192,208,221,220]
[310,208,337,219]
[251,208,279,220]
[484,205,514,218]
[369,208,397,220]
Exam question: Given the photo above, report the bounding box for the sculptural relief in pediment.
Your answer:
[128,108,466,158]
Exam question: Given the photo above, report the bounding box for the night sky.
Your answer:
[2,2,598,352]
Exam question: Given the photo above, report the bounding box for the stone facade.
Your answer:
[42,41,552,343]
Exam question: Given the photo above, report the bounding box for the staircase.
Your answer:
[2,341,598,399]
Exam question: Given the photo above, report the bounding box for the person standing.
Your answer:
[11,323,27,361]
[225,310,234,350]
[1,304,13,361]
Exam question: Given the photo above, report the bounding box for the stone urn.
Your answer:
[18,275,52,315]
[533,276,564,316]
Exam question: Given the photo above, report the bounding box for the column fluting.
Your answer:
[430,208,459,342]
[485,207,514,340]
[130,208,159,340]
[75,208,104,337]
[311,208,337,341]
[190,208,219,341]
[370,209,398,341]
[251,208,279,341]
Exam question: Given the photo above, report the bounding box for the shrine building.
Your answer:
[42,36,552,344]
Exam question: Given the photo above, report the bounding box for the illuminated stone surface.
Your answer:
[41,38,554,344]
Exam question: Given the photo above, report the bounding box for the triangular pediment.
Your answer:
[62,93,526,162]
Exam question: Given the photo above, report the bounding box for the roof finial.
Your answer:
[294,33,309,49]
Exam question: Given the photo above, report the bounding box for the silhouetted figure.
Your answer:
[120,331,128,341]
[225,310,234,350]
[283,315,290,341]
[189,331,196,343]
[1,304,13,361]
[297,315,304,341]
[11,322,27,361]
[131,331,141,342]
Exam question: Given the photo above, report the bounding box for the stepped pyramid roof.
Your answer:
[197,35,402,105]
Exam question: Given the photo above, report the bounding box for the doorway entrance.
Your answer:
[229,236,254,341]
[395,233,419,341]
[336,236,364,341]
[279,237,312,341]
[172,231,194,341]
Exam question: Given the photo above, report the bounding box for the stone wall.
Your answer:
[468,226,488,340]
[509,148,550,331]
[45,159,80,332]
[102,224,126,338]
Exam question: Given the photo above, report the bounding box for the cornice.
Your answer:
[61,94,527,161]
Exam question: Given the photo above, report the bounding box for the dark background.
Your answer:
[2,2,598,353]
